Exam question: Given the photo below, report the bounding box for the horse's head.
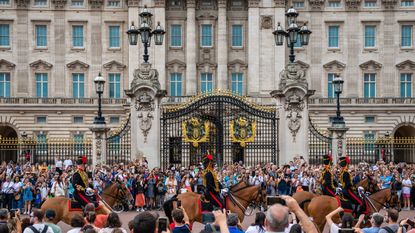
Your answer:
[388,185,401,211]
[360,176,379,194]
[112,179,134,205]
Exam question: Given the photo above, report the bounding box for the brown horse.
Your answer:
[41,180,134,225]
[163,181,262,224]
[307,188,399,232]
[293,176,378,216]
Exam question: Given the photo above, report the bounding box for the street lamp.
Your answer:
[94,73,106,124]
[273,6,312,63]
[332,74,345,127]
[127,5,166,63]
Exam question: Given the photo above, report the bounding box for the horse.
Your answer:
[307,188,400,233]
[292,176,378,216]
[41,180,134,225]
[163,181,263,224]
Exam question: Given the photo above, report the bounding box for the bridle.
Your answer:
[365,188,399,213]
[227,182,263,215]
[99,181,130,204]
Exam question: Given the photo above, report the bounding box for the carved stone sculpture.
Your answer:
[345,0,361,9]
[130,65,161,92]
[138,111,153,143]
[285,91,305,142]
[279,62,308,90]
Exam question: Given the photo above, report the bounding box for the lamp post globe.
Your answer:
[94,73,106,125]
[332,74,345,127]
[299,23,312,46]
[127,22,139,46]
[333,75,344,94]
[153,22,166,45]
[139,5,153,27]
[285,6,298,25]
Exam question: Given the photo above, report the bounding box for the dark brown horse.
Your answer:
[41,180,134,225]
[163,181,263,224]
[307,188,399,232]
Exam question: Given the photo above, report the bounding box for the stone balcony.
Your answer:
[0,97,128,105]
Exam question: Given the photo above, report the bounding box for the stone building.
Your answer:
[0,0,414,162]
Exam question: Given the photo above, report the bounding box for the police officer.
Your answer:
[321,154,338,197]
[339,156,368,216]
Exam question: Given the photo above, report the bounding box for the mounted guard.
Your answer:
[72,156,99,208]
[321,154,338,197]
[339,156,368,216]
[202,152,224,209]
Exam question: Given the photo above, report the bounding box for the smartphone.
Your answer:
[266,196,286,206]
[407,219,414,227]
[158,217,168,233]
[177,200,182,208]
[339,229,355,233]
[202,213,215,224]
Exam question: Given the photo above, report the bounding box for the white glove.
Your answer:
[86,187,94,196]
[221,188,229,195]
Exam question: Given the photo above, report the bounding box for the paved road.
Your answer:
[57,209,415,233]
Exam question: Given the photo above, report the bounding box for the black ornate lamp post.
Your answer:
[94,73,106,124]
[332,74,345,127]
[127,6,166,63]
[273,6,312,63]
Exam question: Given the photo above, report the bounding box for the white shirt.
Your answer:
[12,181,22,192]
[2,181,14,194]
[55,160,63,169]
[67,227,82,233]
[63,159,73,169]
[23,223,55,233]
[51,181,65,197]
[246,225,266,233]
[402,178,412,194]
[329,223,340,233]
[99,228,128,233]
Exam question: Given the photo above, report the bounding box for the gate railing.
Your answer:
[0,137,92,164]
[308,117,332,165]
[106,113,131,164]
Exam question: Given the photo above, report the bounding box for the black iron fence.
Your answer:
[308,117,332,165]
[0,137,92,164]
[106,114,131,164]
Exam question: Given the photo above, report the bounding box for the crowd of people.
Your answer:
[0,155,415,233]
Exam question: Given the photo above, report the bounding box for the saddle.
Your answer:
[68,199,101,212]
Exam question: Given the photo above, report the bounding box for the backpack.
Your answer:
[382,226,397,233]
[29,225,49,233]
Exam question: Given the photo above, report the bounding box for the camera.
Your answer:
[266,196,286,206]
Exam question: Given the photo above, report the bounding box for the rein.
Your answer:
[365,189,396,211]
[228,185,262,215]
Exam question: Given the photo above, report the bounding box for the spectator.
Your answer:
[355,213,384,233]
[2,176,14,210]
[135,175,146,212]
[12,176,22,211]
[84,211,100,231]
[132,211,157,233]
[227,213,244,233]
[165,172,178,201]
[379,209,406,233]
[21,217,32,232]
[128,220,134,233]
[23,209,54,233]
[172,208,190,233]
[381,170,392,189]
[98,212,127,233]
[246,212,266,233]
[67,214,86,233]
[402,173,412,211]
[0,208,9,225]
[44,209,61,233]
[84,203,108,229]
[0,222,9,233]
[50,174,65,197]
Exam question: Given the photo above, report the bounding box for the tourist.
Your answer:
[22,178,34,215]
[132,211,157,233]
[134,175,146,212]
[98,212,127,233]
[355,213,384,233]
[172,208,191,233]
[1,176,14,210]
[23,209,54,233]
[67,214,86,233]
[165,172,178,201]
[50,174,65,197]
[379,209,405,233]
[402,173,412,210]
[245,212,266,233]
[227,213,244,233]
[145,171,157,210]
[44,209,62,233]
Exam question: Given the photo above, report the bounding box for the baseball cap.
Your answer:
[45,209,56,220]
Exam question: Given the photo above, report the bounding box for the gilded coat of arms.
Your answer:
[230,117,256,147]
[182,117,210,147]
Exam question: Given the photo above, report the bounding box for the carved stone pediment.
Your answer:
[0,59,16,70]
[166,59,186,68]
[154,0,166,7]
[308,0,325,9]
[248,0,260,7]
[89,0,103,8]
[396,60,415,70]
[15,0,29,7]
[52,0,67,8]
[359,60,382,70]
[274,0,285,7]
[228,59,248,68]
[66,60,90,70]
[196,11,218,20]
[381,0,397,8]
[296,60,310,70]
[279,62,309,91]
[197,61,218,70]
[323,60,346,70]
[345,0,361,8]
[30,60,53,70]
[127,0,139,6]
[196,0,217,10]
[103,60,126,71]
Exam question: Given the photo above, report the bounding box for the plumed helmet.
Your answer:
[76,155,87,165]
[323,153,332,166]
[339,156,350,167]
[203,151,214,167]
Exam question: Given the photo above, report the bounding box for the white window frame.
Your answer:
[33,0,48,7]
[200,24,213,48]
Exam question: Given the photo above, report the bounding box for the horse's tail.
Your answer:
[162,196,177,223]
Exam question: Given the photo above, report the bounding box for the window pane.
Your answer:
[36,25,47,47]
[401,0,414,6]
[171,25,182,47]
[328,26,339,48]
[293,1,304,8]
[201,24,212,47]
[0,0,10,5]
[328,73,334,98]
[72,73,84,98]
[201,73,213,93]
[0,73,10,97]
[36,73,48,98]
[109,73,121,98]
[0,24,10,46]
[401,25,412,47]
[109,26,120,48]
[364,26,376,47]
[232,25,243,47]
[231,73,243,95]
[170,73,182,96]
[72,25,84,47]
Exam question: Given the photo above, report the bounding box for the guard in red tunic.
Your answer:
[72,156,98,208]
[202,152,224,209]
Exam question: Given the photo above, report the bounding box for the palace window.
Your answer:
[201,24,212,47]
[170,24,182,47]
[0,24,10,47]
[401,0,414,6]
[232,25,243,47]
[170,73,182,96]
[328,26,339,48]
[364,0,377,7]
[71,0,84,6]
[35,25,47,47]
[0,73,10,97]
[0,0,10,5]
[72,73,84,98]
[34,0,47,6]
[73,116,84,124]
[365,116,375,123]
[109,73,121,99]
[107,0,120,7]
[364,25,376,48]
[72,25,84,48]
[401,25,412,47]
[364,73,376,98]
[327,73,336,98]
[36,73,48,98]
[231,73,243,95]
[36,133,47,154]
[328,0,341,7]
[110,116,120,124]
[73,133,84,155]
[201,73,213,93]
[400,73,412,97]
[293,1,305,8]
[36,116,47,124]
[109,26,120,48]
[364,131,376,152]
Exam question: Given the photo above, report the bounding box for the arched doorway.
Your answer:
[0,125,19,162]
[393,124,415,163]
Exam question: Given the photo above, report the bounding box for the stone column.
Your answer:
[271,62,314,165]
[328,125,348,164]
[127,0,140,86]
[90,124,110,167]
[247,0,260,95]
[217,0,227,89]
[154,0,167,90]
[125,63,165,168]
[186,0,197,95]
